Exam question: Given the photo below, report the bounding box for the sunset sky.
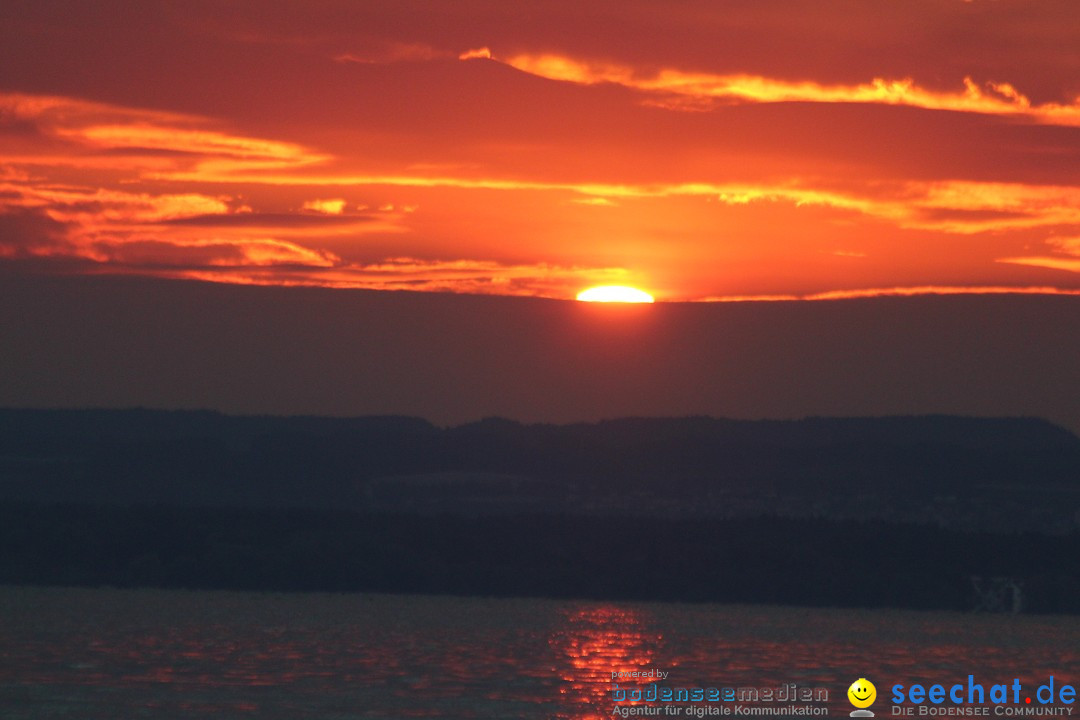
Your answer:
[4,1,1080,301]
[3,2,1080,433]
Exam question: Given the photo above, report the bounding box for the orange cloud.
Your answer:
[0,177,397,268]
[88,236,340,268]
[301,198,348,214]
[473,52,1080,126]
[0,92,327,181]
[164,257,638,299]
[1000,257,1080,273]
[998,236,1080,274]
[700,286,1080,303]
[458,47,492,60]
[0,183,230,223]
[64,124,317,164]
[0,91,406,281]
[0,93,192,128]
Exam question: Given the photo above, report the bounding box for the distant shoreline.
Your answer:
[2,503,1077,614]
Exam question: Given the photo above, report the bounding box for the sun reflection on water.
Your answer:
[549,604,665,719]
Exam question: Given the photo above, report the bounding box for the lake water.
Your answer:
[0,587,1076,719]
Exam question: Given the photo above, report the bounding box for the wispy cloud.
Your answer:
[699,286,1080,303]
[571,197,617,207]
[301,198,347,215]
[475,52,1080,126]
[166,257,637,299]
[998,236,1080,274]
[0,92,327,177]
[0,93,405,279]
[336,41,450,64]
[88,237,341,268]
[0,182,227,220]
[459,47,492,61]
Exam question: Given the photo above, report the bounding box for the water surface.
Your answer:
[0,587,1076,719]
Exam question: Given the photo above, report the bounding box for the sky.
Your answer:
[1,1,1079,432]
[3,0,1080,301]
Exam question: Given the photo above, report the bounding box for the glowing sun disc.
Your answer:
[576,285,655,303]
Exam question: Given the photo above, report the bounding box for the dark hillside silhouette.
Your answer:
[2,409,1078,611]
[1,409,1077,532]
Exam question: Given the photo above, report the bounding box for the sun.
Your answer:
[576,285,655,303]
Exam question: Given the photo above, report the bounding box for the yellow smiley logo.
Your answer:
[848,678,877,709]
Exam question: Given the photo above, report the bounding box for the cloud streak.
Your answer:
[166,257,638,299]
[999,236,1080,275]
[154,168,1080,236]
[699,286,1080,303]
[0,92,327,176]
[478,52,1080,126]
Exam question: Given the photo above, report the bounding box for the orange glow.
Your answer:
[576,286,655,303]
[4,4,1080,303]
